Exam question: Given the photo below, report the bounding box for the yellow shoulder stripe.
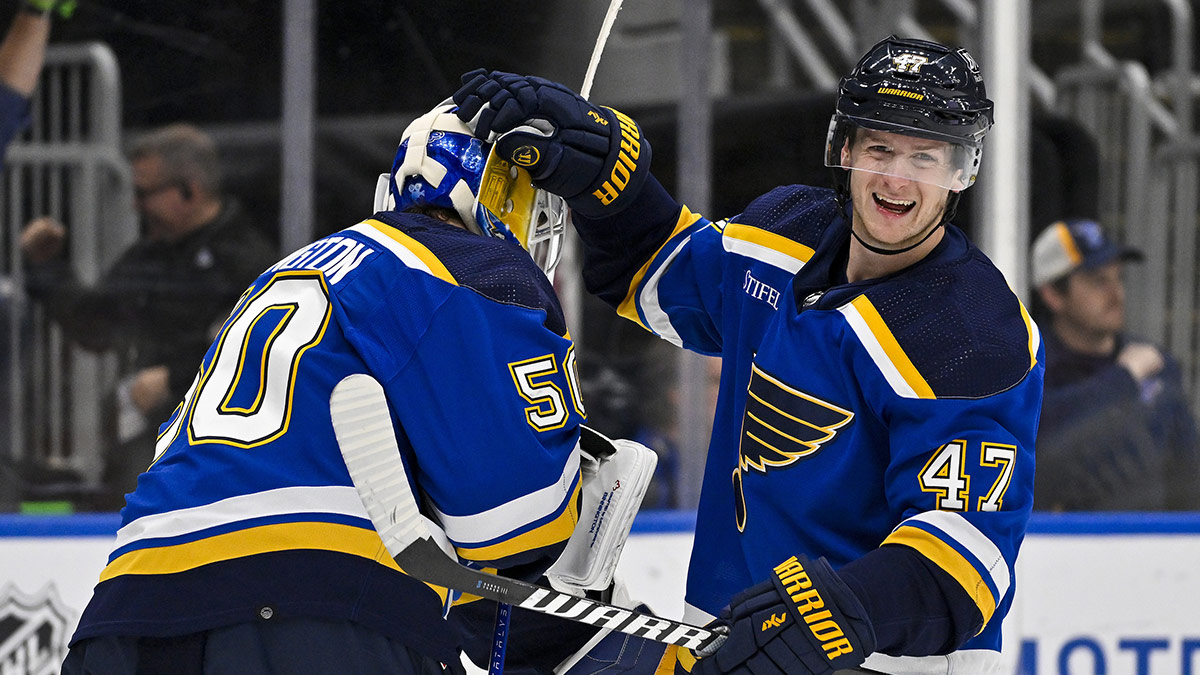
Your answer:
[722,222,816,265]
[1018,299,1039,370]
[849,295,935,399]
[884,525,997,628]
[617,207,705,329]
[365,218,458,285]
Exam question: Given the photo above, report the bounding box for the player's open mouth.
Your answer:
[873,193,915,216]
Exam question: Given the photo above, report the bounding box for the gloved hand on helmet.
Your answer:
[453,69,652,219]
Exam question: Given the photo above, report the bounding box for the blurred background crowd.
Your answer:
[1,0,1199,513]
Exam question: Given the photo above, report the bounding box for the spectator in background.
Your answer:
[1031,219,1200,510]
[19,123,277,509]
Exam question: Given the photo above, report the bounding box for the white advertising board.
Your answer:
[3,513,1199,674]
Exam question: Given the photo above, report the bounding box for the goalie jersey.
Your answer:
[71,211,586,663]
[574,179,1042,674]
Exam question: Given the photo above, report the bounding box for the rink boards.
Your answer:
[2,511,1199,674]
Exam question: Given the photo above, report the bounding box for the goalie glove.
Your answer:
[453,69,652,218]
[694,555,876,675]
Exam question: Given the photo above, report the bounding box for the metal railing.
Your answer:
[1057,0,1200,415]
[2,42,133,488]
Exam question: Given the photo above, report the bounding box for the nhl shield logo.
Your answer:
[0,584,74,675]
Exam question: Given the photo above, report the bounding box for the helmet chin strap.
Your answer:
[850,220,944,256]
[835,168,961,257]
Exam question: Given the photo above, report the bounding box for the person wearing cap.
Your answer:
[453,34,1041,675]
[1031,219,1200,511]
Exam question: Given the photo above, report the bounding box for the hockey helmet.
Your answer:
[825,36,995,191]
[374,102,567,276]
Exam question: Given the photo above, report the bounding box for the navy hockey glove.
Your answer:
[694,555,876,675]
[453,69,652,218]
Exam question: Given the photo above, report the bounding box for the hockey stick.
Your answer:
[331,373,727,655]
[485,4,627,669]
[580,0,624,100]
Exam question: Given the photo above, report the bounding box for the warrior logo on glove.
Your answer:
[773,557,856,662]
[513,146,541,167]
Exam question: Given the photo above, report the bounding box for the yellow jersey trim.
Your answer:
[849,295,935,399]
[99,520,451,603]
[722,222,816,265]
[884,525,997,628]
[455,480,581,563]
[617,208,704,329]
[366,218,458,285]
[1018,300,1038,370]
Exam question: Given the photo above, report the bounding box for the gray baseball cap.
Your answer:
[1031,219,1143,287]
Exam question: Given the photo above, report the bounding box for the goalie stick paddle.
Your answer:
[330,373,727,656]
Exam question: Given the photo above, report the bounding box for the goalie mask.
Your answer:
[374,102,568,276]
[825,36,994,192]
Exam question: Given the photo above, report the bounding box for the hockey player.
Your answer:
[62,104,653,674]
[453,35,1042,674]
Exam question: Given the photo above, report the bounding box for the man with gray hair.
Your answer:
[19,122,276,509]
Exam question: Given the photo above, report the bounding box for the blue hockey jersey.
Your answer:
[71,211,587,663]
[574,180,1042,673]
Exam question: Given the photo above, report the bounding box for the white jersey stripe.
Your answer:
[429,450,581,545]
[349,222,434,275]
[638,236,694,348]
[863,648,1002,674]
[838,301,920,398]
[906,510,1011,601]
[721,237,809,274]
[115,485,369,550]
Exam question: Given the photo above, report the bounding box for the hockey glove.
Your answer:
[453,69,652,218]
[694,555,876,675]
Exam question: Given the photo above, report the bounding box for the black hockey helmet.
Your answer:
[826,35,994,192]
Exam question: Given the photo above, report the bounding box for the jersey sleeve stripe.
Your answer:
[428,451,580,545]
[452,479,581,563]
[838,295,935,399]
[351,220,458,285]
[616,207,705,335]
[903,510,1011,600]
[721,222,816,273]
[883,525,999,627]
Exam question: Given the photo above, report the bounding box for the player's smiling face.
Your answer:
[842,129,955,250]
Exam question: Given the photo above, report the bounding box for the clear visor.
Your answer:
[824,114,983,191]
[475,146,568,277]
